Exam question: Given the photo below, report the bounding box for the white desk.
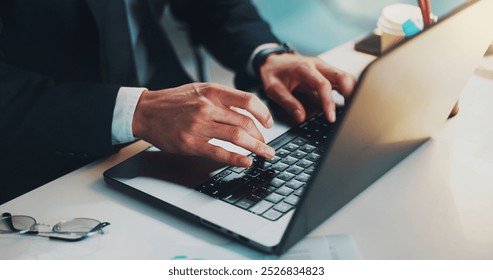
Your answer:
[1,41,493,259]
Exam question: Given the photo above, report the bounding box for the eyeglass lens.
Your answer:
[53,218,103,234]
[0,213,36,234]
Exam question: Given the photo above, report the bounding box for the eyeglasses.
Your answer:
[0,212,110,242]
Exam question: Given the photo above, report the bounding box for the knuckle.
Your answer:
[239,92,255,108]
[201,83,222,97]
[293,60,311,73]
[190,82,204,95]
[228,127,243,143]
[240,117,256,131]
[264,81,281,95]
[313,77,330,93]
[218,151,242,166]
[178,132,194,148]
[193,97,212,115]
[263,85,276,95]
[200,83,214,93]
[320,81,332,94]
[192,82,215,96]
[187,118,201,132]
[333,70,344,82]
[312,72,328,86]
[230,155,245,166]
[253,141,264,153]
[207,146,223,158]
[208,146,235,164]
[314,57,328,68]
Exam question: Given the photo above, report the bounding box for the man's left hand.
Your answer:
[258,53,356,123]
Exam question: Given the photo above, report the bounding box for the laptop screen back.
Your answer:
[279,0,493,254]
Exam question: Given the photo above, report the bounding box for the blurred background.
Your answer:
[252,0,466,55]
[163,0,469,87]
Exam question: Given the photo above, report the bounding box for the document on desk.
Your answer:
[170,234,361,260]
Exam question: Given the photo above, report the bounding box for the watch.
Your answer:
[252,42,296,78]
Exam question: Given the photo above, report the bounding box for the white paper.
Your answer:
[169,234,361,260]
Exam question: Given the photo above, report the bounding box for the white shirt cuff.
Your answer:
[111,87,146,145]
[246,43,280,77]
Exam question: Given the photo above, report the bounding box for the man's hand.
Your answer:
[132,83,275,167]
[259,53,356,123]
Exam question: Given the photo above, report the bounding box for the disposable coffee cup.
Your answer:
[377,4,424,52]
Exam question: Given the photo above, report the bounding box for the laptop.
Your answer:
[104,0,493,255]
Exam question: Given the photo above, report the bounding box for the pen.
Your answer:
[418,0,433,26]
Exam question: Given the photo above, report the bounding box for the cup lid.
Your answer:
[377,16,404,35]
[382,3,422,25]
[377,4,425,35]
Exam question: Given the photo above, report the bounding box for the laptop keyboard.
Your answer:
[195,109,343,221]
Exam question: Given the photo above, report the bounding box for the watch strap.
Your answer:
[252,42,296,78]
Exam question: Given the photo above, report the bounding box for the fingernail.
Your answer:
[294,109,304,122]
[264,145,275,158]
[241,157,253,167]
[267,115,274,128]
[329,111,336,123]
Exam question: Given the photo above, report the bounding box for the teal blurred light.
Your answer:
[252,0,467,55]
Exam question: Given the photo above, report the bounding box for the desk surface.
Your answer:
[1,41,493,259]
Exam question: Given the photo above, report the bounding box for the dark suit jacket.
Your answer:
[0,0,279,203]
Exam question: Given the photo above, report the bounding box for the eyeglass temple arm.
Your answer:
[47,222,111,242]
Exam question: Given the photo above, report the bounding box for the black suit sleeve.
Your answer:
[0,59,120,158]
[170,0,280,76]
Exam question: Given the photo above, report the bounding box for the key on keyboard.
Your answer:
[195,110,343,221]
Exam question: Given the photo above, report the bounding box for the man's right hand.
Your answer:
[132,83,275,167]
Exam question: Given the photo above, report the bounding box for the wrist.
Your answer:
[252,42,296,78]
[132,89,151,139]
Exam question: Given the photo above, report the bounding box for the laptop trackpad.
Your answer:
[108,148,227,204]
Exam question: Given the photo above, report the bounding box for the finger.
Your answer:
[318,81,337,123]
[314,59,356,99]
[210,85,273,129]
[213,107,265,143]
[204,123,275,159]
[296,67,337,123]
[195,142,253,167]
[264,79,306,123]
